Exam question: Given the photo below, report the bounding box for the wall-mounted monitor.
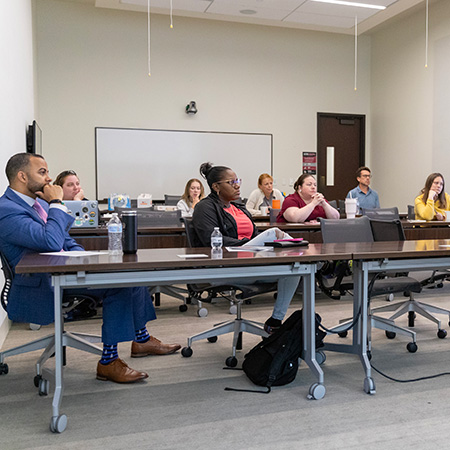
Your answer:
[27,120,42,155]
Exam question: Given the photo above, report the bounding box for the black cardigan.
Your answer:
[192,192,258,247]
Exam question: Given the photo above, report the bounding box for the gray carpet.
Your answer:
[2,279,450,449]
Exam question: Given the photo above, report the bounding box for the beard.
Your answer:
[27,179,47,195]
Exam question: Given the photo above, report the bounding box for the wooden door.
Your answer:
[317,113,365,202]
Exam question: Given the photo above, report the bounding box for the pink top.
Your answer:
[224,204,254,240]
[276,192,327,223]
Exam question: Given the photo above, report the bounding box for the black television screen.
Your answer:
[27,120,42,155]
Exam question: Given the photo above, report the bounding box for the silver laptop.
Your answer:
[64,200,99,228]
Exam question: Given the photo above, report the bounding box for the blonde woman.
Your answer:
[177,178,205,217]
[246,173,283,215]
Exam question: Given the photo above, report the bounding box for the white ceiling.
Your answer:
[93,0,427,35]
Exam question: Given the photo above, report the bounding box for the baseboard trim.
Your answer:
[0,316,12,349]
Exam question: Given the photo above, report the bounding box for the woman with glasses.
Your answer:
[193,162,300,333]
[277,173,339,223]
[415,172,450,221]
[245,173,284,215]
[54,170,86,201]
[177,178,205,217]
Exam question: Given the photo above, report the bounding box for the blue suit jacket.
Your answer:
[0,187,82,324]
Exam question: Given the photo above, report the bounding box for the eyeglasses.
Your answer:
[217,178,242,187]
[360,174,371,178]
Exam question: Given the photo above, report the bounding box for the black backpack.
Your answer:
[225,310,326,394]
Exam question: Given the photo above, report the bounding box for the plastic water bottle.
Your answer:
[211,227,223,250]
[107,213,123,255]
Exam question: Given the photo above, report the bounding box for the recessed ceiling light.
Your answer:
[240,9,257,15]
[310,0,386,10]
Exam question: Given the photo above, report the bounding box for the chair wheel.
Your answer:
[385,331,396,339]
[50,414,67,433]
[437,283,444,288]
[386,293,394,302]
[197,307,208,318]
[179,304,188,312]
[39,378,49,396]
[315,350,326,365]
[0,363,9,375]
[338,331,348,338]
[34,374,42,387]
[407,342,418,353]
[181,347,193,357]
[207,336,218,343]
[229,304,238,315]
[438,329,447,339]
[225,356,238,368]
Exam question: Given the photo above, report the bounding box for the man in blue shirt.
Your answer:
[346,166,380,212]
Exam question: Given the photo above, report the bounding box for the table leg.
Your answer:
[353,260,375,395]
[302,263,326,400]
[50,276,67,433]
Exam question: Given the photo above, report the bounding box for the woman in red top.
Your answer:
[277,174,339,223]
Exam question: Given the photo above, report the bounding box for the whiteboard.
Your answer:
[95,128,273,200]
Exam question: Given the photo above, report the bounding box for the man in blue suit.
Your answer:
[0,153,180,383]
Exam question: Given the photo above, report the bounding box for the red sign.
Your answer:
[302,152,316,174]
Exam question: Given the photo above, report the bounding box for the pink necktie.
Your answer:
[33,200,48,223]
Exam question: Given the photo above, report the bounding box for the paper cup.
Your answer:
[260,206,269,215]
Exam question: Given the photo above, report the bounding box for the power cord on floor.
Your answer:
[370,362,450,383]
[317,306,362,335]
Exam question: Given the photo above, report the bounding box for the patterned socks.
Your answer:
[99,343,118,365]
[99,328,150,365]
[134,327,150,343]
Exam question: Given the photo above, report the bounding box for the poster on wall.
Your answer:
[302,152,316,174]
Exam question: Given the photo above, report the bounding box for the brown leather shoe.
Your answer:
[96,358,148,383]
[131,336,181,357]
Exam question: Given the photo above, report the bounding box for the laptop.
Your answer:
[63,200,99,228]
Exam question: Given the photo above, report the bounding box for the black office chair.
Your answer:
[328,200,337,210]
[318,216,419,352]
[115,209,190,312]
[361,206,399,220]
[369,219,450,338]
[164,194,181,206]
[181,218,279,367]
[0,251,102,394]
[404,204,450,288]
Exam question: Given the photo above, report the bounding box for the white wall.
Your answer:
[371,0,450,210]
[0,1,36,346]
[34,0,371,199]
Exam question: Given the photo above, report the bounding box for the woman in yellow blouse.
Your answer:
[415,173,450,221]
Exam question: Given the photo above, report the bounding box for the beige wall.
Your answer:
[0,0,35,345]
[371,0,450,210]
[34,0,371,199]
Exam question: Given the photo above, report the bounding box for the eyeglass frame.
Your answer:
[215,178,242,187]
